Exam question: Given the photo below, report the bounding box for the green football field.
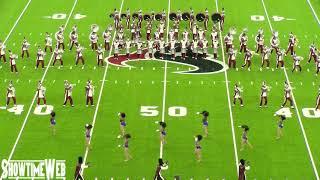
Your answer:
[1,0,320,179]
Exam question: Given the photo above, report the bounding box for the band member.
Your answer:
[174,20,179,40]
[194,135,203,162]
[233,83,244,107]
[238,159,250,180]
[168,29,174,42]
[211,27,218,43]
[53,45,64,66]
[74,157,88,180]
[198,28,205,41]
[146,22,152,40]
[55,29,65,50]
[239,125,253,151]
[224,32,233,52]
[0,41,6,62]
[113,40,120,60]
[125,39,131,59]
[9,51,18,73]
[181,38,187,60]
[292,53,302,72]
[44,32,53,53]
[159,122,167,145]
[241,49,253,70]
[136,40,143,58]
[192,38,198,59]
[135,26,141,40]
[202,38,208,58]
[96,46,104,66]
[228,47,237,68]
[170,40,176,60]
[260,81,270,107]
[50,111,56,135]
[147,39,155,58]
[270,31,280,54]
[255,29,264,53]
[69,29,79,50]
[75,44,85,65]
[239,30,248,53]
[114,8,120,29]
[212,39,219,59]
[281,81,294,108]
[286,32,296,56]
[200,111,209,137]
[159,38,165,59]
[6,81,16,107]
[308,43,317,63]
[154,159,168,180]
[89,31,98,50]
[177,9,182,22]
[37,81,46,106]
[275,115,286,139]
[261,46,271,69]
[189,8,195,29]
[276,50,285,69]
[21,38,30,59]
[130,23,136,40]
[315,87,320,111]
[183,29,189,41]
[191,23,198,40]
[63,80,74,107]
[85,80,94,107]
[85,124,93,149]
[137,9,143,28]
[103,29,111,51]
[126,8,131,29]
[204,8,209,30]
[220,8,225,31]
[159,20,165,39]
[118,112,127,138]
[123,134,132,161]
[36,47,46,69]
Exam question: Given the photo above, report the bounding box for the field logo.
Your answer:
[1,159,66,179]
[107,48,228,75]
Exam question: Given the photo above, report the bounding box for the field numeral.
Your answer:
[302,108,320,118]
[34,105,54,115]
[7,105,24,115]
[140,106,187,117]
[44,13,86,20]
[274,107,292,118]
[251,15,294,22]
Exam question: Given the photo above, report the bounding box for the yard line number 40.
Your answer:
[1,105,54,116]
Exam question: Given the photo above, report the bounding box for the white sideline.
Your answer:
[80,0,125,176]
[3,0,32,44]
[0,0,79,179]
[261,0,320,179]
[215,0,240,175]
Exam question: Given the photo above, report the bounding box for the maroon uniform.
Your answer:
[308,44,317,63]
[238,164,246,180]
[286,34,296,55]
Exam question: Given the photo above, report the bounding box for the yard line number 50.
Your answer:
[140,106,187,117]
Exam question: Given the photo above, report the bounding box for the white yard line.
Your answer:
[159,0,171,159]
[3,0,32,44]
[80,0,125,176]
[306,0,320,26]
[0,1,78,179]
[215,0,239,175]
[261,0,320,179]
